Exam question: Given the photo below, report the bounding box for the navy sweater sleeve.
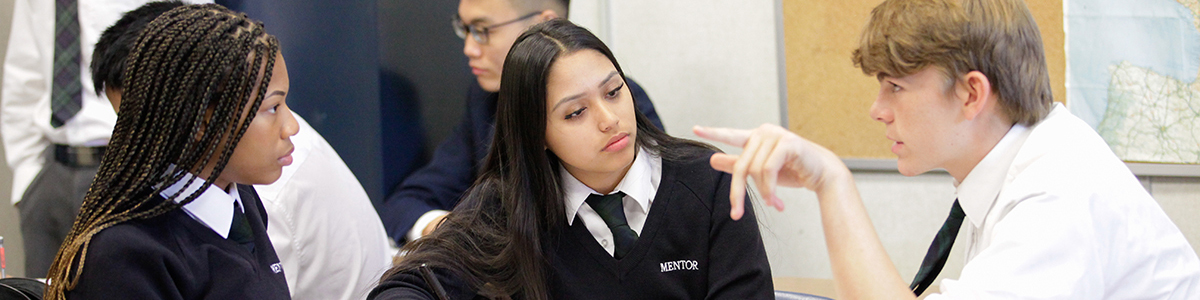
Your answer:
[369,268,479,300]
[705,170,774,299]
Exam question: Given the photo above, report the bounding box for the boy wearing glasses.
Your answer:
[379,0,665,244]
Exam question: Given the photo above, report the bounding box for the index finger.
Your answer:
[693,126,752,148]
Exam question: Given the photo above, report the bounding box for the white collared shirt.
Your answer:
[929,104,1200,299]
[160,172,243,239]
[252,115,394,300]
[560,148,662,256]
[2,0,212,204]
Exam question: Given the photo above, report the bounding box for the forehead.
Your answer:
[547,50,617,93]
[269,53,289,87]
[459,0,518,22]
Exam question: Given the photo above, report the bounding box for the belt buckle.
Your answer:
[75,147,95,166]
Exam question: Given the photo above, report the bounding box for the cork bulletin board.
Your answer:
[780,0,1067,159]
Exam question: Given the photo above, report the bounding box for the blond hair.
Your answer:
[852,0,1053,125]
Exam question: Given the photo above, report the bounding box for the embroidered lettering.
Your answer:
[270,262,284,274]
[659,260,699,273]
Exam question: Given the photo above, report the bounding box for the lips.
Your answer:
[886,135,903,155]
[469,63,488,76]
[278,147,295,166]
[891,141,904,155]
[603,133,631,152]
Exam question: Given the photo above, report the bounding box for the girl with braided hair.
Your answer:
[45,4,296,299]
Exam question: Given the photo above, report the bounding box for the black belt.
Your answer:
[53,144,106,168]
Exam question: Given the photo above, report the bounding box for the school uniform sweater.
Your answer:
[369,149,774,299]
[66,185,290,299]
[380,80,664,244]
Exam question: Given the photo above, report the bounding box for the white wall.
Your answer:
[570,1,785,140]
[569,0,1200,286]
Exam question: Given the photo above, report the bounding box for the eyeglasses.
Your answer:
[452,12,541,44]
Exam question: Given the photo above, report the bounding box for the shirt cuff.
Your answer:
[406,210,450,241]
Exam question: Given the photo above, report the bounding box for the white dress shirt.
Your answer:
[560,148,661,256]
[1,0,211,204]
[252,115,394,300]
[929,103,1200,299]
[160,171,242,239]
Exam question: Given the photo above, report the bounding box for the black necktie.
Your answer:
[230,201,255,253]
[585,192,638,259]
[51,0,82,128]
[910,199,965,296]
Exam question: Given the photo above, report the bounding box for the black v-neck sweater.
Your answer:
[370,150,774,299]
[66,185,291,299]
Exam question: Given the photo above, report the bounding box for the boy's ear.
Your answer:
[539,9,559,22]
[958,71,995,121]
[105,86,123,113]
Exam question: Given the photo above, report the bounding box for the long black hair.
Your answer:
[46,5,279,299]
[387,19,716,300]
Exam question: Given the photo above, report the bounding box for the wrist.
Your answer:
[813,164,854,201]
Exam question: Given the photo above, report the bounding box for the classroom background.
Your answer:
[0,0,1197,294]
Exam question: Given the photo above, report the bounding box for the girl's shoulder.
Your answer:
[659,145,720,174]
[659,146,727,194]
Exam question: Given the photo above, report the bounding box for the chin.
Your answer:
[895,161,926,177]
[479,79,500,93]
[248,172,283,186]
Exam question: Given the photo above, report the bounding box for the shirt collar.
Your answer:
[955,120,1032,228]
[561,147,659,225]
[160,171,243,239]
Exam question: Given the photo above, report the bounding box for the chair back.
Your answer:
[0,278,45,300]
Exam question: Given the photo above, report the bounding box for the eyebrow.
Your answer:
[552,71,619,111]
[466,16,491,25]
[267,90,287,99]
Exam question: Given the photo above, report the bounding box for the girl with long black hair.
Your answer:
[371,19,773,300]
[45,5,296,299]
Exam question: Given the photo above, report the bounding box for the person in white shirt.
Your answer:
[1,0,212,277]
[91,2,394,299]
[694,0,1200,298]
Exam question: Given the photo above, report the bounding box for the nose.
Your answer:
[869,93,892,124]
[596,100,619,132]
[463,35,482,59]
[281,104,299,137]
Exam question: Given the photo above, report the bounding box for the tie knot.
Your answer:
[586,191,625,204]
[585,192,627,222]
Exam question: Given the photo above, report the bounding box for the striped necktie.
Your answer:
[910,199,965,296]
[585,192,638,259]
[51,0,83,128]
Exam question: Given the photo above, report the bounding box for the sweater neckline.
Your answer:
[565,157,678,279]
[159,186,266,265]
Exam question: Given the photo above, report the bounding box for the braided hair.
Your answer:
[45,5,279,299]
